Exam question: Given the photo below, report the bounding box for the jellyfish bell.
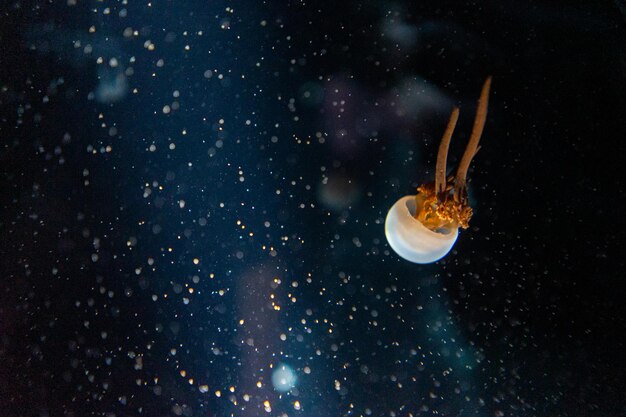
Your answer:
[385,195,459,263]
[385,77,492,264]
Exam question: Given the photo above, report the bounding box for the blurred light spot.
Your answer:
[271,364,297,392]
[95,67,128,103]
[318,174,361,212]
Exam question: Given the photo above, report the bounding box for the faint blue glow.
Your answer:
[95,68,128,104]
[271,364,297,392]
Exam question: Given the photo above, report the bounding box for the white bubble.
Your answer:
[271,364,297,392]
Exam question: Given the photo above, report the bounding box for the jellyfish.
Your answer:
[385,77,492,264]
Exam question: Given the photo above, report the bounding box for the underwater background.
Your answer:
[1,0,625,416]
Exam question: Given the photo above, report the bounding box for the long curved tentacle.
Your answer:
[454,76,492,202]
[435,107,459,195]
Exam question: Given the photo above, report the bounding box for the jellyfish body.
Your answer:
[385,195,459,263]
[384,77,492,264]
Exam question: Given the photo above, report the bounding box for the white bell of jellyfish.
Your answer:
[385,195,458,264]
[384,77,492,264]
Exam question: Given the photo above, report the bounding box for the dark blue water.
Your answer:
[1,1,625,416]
